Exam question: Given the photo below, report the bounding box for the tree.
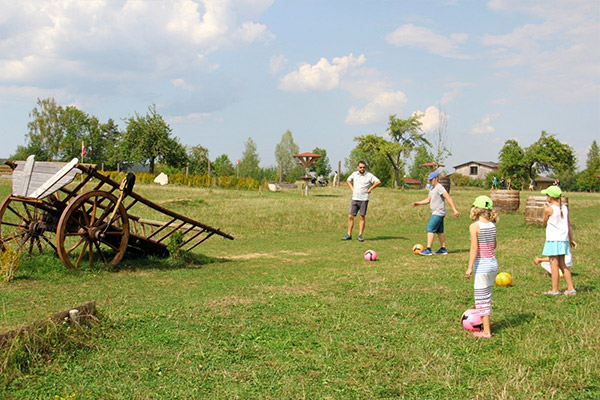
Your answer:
[409,145,434,182]
[525,131,576,178]
[275,130,299,182]
[345,144,393,186]
[239,137,261,179]
[60,106,100,162]
[311,147,332,177]
[187,145,210,175]
[212,154,235,176]
[498,131,576,189]
[100,119,125,170]
[21,98,110,164]
[122,104,186,173]
[577,140,600,191]
[498,139,528,188]
[25,98,64,160]
[355,114,429,188]
[430,106,451,164]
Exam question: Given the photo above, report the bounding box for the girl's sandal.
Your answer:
[564,290,577,296]
[543,291,562,295]
[473,331,492,339]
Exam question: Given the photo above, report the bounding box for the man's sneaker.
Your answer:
[420,248,433,256]
[357,235,364,242]
[341,234,352,241]
[434,248,448,255]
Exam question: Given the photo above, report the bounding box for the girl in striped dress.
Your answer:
[465,195,498,338]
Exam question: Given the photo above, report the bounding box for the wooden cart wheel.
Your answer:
[0,195,59,256]
[56,190,129,269]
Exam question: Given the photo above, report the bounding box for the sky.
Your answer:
[1,0,599,172]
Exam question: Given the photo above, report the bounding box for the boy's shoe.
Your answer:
[420,248,433,256]
[434,248,448,255]
[341,234,352,241]
[357,235,364,242]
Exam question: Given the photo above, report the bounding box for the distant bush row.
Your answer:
[103,172,260,190]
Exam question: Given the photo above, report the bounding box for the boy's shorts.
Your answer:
[349,200,369,216]
[426,215,445,233]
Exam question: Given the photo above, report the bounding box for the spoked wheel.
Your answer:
[0,195,60,256]
[56,190,129,269]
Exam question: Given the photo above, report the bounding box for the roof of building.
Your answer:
[453,161,500,169]
[294,152,322,158]
[403,177,422,185]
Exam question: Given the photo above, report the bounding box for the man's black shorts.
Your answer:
[349,200,369,216]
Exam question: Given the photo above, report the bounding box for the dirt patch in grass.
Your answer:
[254,284,318,296]
[230,250,310,260]
[205,296,259,314]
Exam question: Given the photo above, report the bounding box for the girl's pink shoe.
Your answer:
[473,331,492,338]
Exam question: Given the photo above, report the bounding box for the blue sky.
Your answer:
[1,0,598,172]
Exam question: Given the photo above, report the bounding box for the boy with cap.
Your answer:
[412,171,460,255]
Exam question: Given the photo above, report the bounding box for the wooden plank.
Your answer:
[14,155,35,196]
[30,158,79,199]
[0,301,96,349]
[34,169,82,199]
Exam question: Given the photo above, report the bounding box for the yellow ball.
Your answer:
[495,272,513,287]
[412,244,425,255]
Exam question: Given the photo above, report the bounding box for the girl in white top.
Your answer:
[540,185,577,296]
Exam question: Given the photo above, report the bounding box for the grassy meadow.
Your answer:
[0,179,599,399]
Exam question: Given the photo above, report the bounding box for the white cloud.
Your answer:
[345,91,408,125]
[483,0,600,102]
[0,85,69,104]
[412,106,449,133]
[440,82,471,104]
[0,0,275,84]
[470,113,500,135]
[233,21,274,44]
[172,78,194,91]
[168,112,220,124]
[269,54,288,75]
[385,24,471,59]
[279,53,366,92]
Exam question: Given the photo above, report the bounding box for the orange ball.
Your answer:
[412,244,425,255]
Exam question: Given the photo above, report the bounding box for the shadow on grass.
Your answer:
[492,312,536,333]
[448,248,471,254]
[573,284,595,293]
[368,235,410,241]
[313,194,343,198]
[110,252,232,272]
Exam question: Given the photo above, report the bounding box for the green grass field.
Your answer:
[1,180,599,399]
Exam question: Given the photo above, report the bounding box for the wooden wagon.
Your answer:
[0,155,233,269]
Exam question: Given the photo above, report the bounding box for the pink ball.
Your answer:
[461,309,483,331]
[364,250,377,261]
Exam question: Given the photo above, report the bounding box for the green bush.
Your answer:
[101,171,259,190]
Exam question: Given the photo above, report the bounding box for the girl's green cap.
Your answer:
[541,185,562,198]
[472,195,493,210]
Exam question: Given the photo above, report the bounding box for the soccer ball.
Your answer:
[364,250,377,261]
[495,272,513,287]
[412,244,425,255]
[461,309,483,331]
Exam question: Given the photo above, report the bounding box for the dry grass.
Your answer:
[0,181,598,398]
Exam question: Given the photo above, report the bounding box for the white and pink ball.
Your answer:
[461,309,483,331]
[364,250,377,261]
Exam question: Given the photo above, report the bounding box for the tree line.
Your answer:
[10,98,600,191]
